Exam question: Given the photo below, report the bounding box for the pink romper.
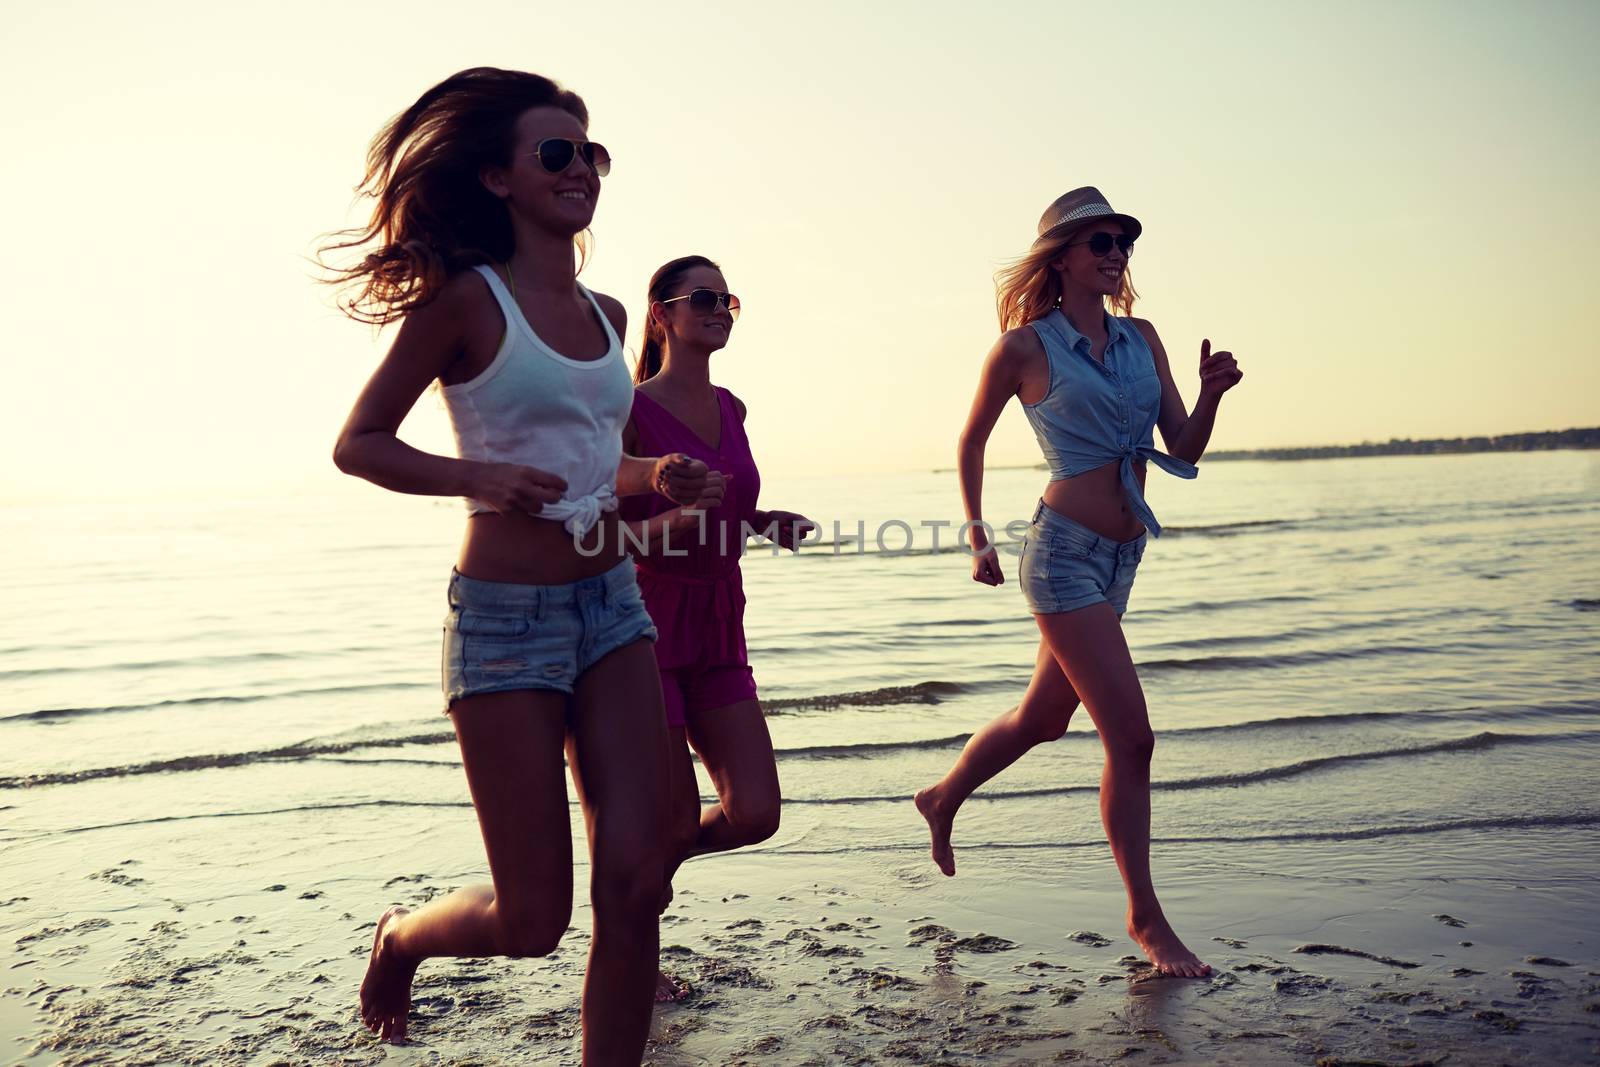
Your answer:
[620,387,762,728]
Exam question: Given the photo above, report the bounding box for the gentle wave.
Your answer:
[36,799,475,838]
[39,804,1599,848]
[1138,643,1453,674]
[2,639,1493,729]
[1,682,430,725]
[0,650,308,682]
[779,731,1579,804]
[1137,594,1316,616]
[773,698,1600,758]
[1159,519,1297,537]
[0,731,455,790]
[10,699,1596,790]
[768,812,1600,856]
[778,733,975,759]
[1138,609,1464,654]
[764,680,976,713]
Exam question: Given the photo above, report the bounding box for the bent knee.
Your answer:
[1105,728,1155,765]
[1018,704,1073,744]
[1029,714,1072,744]
[729,801,780,846]
[669,810,701,863]
[591,863,666,919]
[494,909,569,959]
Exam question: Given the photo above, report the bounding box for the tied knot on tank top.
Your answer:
[1022,309,1197,537]
[545,486,620,538]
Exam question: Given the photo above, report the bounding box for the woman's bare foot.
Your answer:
[359,906,420,1043]
[1127,910,1210,978]
[654,969,692,1003]
[914,786,957,876]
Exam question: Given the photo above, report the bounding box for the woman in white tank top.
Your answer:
[324,67,721,1062]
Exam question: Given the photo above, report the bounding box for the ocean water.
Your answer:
[3,450,1599,1062]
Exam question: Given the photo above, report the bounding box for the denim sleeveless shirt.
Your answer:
[1022,310,1197,537]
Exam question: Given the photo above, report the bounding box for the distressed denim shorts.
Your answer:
[1017,500,1147,616]
[441,558,658,707]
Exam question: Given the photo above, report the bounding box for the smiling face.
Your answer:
[1050,221,1130,300]
[481,105,601,236]
[654,265,735,353]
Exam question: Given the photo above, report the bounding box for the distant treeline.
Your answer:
[942,428,1599,475]
[1203,428,1593,460]
[1203,427,1600,463]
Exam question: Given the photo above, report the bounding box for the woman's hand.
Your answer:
[972,546,1004,586]
[761,509,817,552]
[1198,339,1243,402]
[466,462,568,517]
[653,454,725,508]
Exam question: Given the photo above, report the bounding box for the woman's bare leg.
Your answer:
[360,689,573,1043]
[652,701,778,1000]
[566,637,671,1063]
[660,725,709,884]
[1035,604,1209,977]
[683,698,781,855]
[653,726,702,1001]
[916,640,1080,875]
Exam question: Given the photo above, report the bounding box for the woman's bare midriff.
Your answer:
[1040,458,1148,543]
[457,512,629,585]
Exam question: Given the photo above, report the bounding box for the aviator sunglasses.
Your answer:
[528,138,612,177]
[661,288,741,321]
[1066,231,1136,257]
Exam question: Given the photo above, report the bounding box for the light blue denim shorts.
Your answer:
[1017,500,1147,616]
[442,558,658,707]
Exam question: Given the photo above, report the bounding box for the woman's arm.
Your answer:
[959,329,1036,584]
[615,407,724,507]
[332,278,566,516]
[1134,320,1242,465]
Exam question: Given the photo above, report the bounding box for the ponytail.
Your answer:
[635,315,667,384]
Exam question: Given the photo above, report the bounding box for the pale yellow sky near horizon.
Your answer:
[2,0,1596,501]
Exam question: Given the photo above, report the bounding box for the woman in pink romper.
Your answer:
[618,255,814,1001]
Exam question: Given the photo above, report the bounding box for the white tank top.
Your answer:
[440,265,632,536]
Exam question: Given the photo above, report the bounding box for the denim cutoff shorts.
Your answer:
[1017,500,1147,616]
[442,557,658,707]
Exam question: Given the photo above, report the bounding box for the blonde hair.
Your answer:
[994,229,1139,332]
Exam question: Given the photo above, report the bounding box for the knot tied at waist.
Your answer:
[542,487,620,538]
[1117,445,1197,538]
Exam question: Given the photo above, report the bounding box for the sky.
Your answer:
[2,0,1596,500]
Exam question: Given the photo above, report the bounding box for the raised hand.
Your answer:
[762,509,817,552]
[1198,338,1243,401]
[468,462,568,517]
[683,470,729,512]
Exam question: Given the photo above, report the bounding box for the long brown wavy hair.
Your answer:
[319,67,592,325]
[634,255,721,383]
[994,227,1139,333]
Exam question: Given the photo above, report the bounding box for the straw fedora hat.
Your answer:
[1032,187,1142,249]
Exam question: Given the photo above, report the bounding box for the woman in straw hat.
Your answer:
[916,187,1242,977]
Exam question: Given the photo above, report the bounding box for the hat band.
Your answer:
[1042,202,1114,235]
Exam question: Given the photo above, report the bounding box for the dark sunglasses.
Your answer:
[528,138,611,177]
[1066,232,1136,257]
[661,288,741,321]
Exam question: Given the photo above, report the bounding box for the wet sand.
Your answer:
[6,819,1598,1065]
